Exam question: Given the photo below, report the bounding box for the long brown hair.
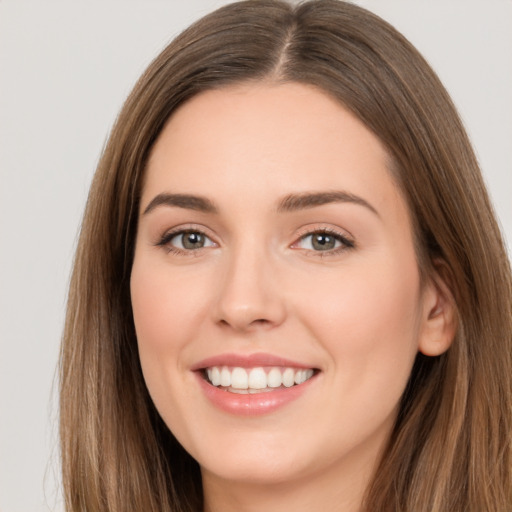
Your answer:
[60,1,512,510]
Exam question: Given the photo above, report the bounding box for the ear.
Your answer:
[418,260,458,357]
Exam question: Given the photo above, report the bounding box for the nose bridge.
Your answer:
[214,234,285,331]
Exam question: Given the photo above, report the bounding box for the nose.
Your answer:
[213,243,286,332]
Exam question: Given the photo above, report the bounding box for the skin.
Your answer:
[130,82,455,512]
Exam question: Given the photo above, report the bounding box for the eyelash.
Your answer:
[156,226,355,257]
[155,225,215,255]
[296,228,355,255]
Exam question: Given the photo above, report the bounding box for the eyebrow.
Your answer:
[142,190,379,217]
[143,193,218,215]
[277,191,379,216]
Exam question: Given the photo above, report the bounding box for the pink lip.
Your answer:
[191,352,319,416]
[194,372,317,416]
[191,352,313,370]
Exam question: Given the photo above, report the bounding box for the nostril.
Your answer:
[217,316,273,332]
[214,285,287,331]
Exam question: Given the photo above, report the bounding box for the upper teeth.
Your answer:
[206,366,314,390]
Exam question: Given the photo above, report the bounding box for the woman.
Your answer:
[59,1,512,510]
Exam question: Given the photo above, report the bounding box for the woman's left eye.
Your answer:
[295,231,353,252]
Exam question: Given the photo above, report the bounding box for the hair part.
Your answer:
[60,1,512,511]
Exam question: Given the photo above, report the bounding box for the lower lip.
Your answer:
[195,372,317,416]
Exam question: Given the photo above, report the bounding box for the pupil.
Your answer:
[183,232,204,249]
[312,234,335,251]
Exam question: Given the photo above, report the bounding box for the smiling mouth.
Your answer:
[203,366,317,394]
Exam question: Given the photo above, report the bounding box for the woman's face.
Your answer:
[131,83,440,492]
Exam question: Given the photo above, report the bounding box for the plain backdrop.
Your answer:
[0,1,510,511]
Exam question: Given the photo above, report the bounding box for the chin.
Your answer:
[199,450,311,485]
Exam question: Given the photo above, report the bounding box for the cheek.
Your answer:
[129,256,213,406]
[297,255,422,397]
[129,256,217,436]
[131,259,208,352]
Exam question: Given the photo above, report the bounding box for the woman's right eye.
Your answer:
[160,230,216,251]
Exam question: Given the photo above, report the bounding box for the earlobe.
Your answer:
[418,262,458,357]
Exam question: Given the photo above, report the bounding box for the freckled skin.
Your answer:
[130,83,448,512]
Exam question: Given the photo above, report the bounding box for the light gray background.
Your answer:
[1,1,510,511]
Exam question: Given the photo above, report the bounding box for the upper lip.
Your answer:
[191,352,317,371]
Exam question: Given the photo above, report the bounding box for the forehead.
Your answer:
[143,82,404,221]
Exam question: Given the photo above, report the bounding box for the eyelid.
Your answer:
[291,225,355,254]
[155,224,219,252]
[154,223,354,256]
